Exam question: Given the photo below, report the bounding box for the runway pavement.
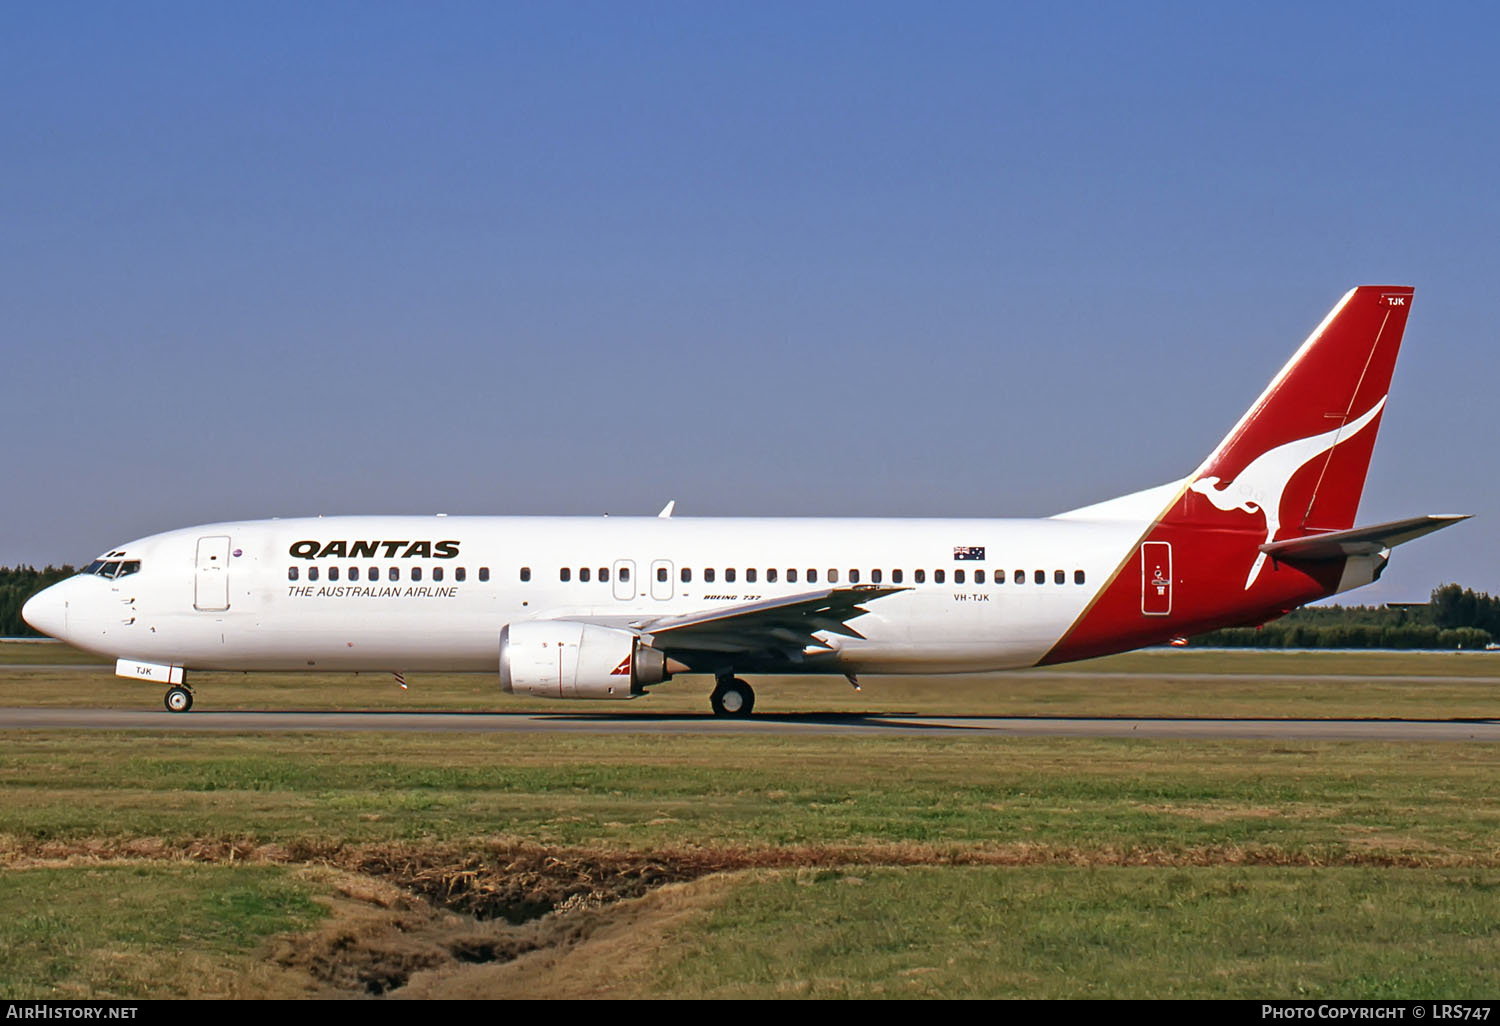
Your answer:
[4,665,1496,685]
[3,706,1498,740]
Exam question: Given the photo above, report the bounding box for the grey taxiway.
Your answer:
[3,706,1498,741]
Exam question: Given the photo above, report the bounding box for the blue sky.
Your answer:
[3,2,1496,602]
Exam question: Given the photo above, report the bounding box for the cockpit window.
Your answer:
[82,559,141,579]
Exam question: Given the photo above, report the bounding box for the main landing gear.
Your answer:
[710,676,755,717]
[164,684,194,713]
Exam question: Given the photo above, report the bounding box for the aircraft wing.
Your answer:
[1259,514,1471,561]
[625,585,908,658]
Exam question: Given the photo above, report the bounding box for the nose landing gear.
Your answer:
[163,684,194,713]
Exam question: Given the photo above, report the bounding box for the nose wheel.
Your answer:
[164,685,194,713]
[710,677,755,717]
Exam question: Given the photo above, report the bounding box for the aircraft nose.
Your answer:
[21,583,68,640]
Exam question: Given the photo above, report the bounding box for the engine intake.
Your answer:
[499,621,671,700]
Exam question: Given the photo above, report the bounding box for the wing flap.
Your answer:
[634,585,907,656]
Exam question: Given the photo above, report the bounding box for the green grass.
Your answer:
[4,650,1500,998]
[651,866,1500,998]
[2,732,1498,860]
[0,864,327,999]
[0,641,110,665]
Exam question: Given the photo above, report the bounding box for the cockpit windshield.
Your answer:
[81,559,141,579]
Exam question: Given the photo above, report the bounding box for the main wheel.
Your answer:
[710,677,755,717]
[164,686,193,713]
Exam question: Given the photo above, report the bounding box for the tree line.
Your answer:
[1189,584,1500,649]
[0,565,77,637]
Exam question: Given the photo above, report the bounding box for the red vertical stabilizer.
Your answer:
[1171,286,1413,544]
[1043,286,1414,664]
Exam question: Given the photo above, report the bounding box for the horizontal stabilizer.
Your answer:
[1258,514,1471,561]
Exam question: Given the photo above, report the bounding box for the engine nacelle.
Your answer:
[499,621,671,700]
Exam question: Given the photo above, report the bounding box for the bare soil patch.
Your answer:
[5,836,1490,997]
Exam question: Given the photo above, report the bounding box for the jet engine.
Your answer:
[499,621,671,700]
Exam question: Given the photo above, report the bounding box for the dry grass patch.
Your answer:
[9,839,1500,999]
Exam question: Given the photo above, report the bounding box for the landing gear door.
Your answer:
[1141,541,1171,616]
[612,559,636,601]
[195,535,231,612]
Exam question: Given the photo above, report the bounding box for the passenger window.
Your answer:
[807,569,817,584]
[407,567,418,582]
[1014,569,1024,584]
[455,567,466,582]
[975,570,985,584]
[580,567,591,582]
[1034,570,1045,584]
[389,567,400,582]
[849,570,860,584]
[657,566,668,583]
[955,569,965,584]
[746,568,757,584]
[915,569,926,584]
[479,567,490,582]
[725,568,736,583]
[705,568,715,583]
[350,567,360,582]
[515,567,524,583]
[288,566,298,581]
[560,567,571,582]
[681,568,692,583]
[330,566,340,581]
[370,566,379,581]
[600,567,609,582]
[995,570,1005,584]
[787,568,798,583]
[1075,570,1086,584]
[828,569,838,583]
[935,569,945,584]
[1055,569,1065,585]
[309,567,319,582]
[767,568,777,583]
[619,567,630,582]
[871,569,883,584]
[892,569,903,584]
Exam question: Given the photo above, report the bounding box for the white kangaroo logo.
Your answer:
[1189,396,1386,589]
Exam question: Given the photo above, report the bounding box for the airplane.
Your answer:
[22,285,1469,716]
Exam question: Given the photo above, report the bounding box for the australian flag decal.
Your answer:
[953,545,986,561]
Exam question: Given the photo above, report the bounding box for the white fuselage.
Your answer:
[31,511,1155,677]
[21,286,1448,706]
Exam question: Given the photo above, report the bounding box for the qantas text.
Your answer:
[289,540,460,559]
